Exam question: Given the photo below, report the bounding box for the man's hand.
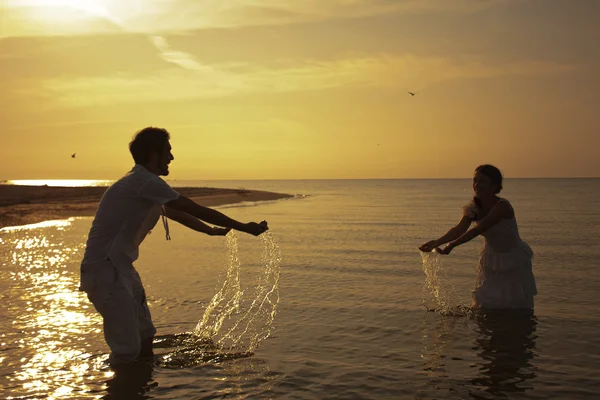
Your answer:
[244,220,269,236]
[210,227,232,236]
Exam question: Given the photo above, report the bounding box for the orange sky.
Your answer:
[1,0,599,180]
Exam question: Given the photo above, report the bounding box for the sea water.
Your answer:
[1,179,599,399]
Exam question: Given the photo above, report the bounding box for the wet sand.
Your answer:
[0,185,293,228]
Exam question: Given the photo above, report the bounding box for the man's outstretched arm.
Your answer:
[165,195,268,236]
[164,207,230,236]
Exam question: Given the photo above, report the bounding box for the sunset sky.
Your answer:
[1,0,599,180]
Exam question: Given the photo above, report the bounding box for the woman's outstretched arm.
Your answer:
[419,215,472,252]
[438,201,514,254]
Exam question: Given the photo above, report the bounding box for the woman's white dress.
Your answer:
[463,201,537,309]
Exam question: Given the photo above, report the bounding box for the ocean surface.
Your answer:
[1,178,599,399]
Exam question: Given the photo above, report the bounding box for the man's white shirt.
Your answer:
[82,164,179,275]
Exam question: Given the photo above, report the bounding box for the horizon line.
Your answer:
[2,176,599,183]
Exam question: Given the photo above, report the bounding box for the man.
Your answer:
[79,127,268,365]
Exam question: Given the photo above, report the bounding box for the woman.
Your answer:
[419,165,537,310]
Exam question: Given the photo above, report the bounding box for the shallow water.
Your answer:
[1,179,599,399]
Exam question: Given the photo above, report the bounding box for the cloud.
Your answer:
[0,35,172,84]
[1,0,527,37]
[36,54,574,107]
[149,36,203,70]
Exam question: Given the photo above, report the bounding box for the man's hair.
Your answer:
[129,127,170,164]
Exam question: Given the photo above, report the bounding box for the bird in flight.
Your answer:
[71,153,76,158]
[408,92,416,96]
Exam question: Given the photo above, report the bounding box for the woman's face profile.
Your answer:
[473,171,495,196]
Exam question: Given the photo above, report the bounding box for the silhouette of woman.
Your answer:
[420,165,537,310]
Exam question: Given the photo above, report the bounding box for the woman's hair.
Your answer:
[129,127,170,164]
[472,164,503,217]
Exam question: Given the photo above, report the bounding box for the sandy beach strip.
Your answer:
[0,185,294,229]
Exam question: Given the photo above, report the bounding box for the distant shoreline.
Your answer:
[0,185,294,229]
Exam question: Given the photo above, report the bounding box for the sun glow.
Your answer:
[6,0,120,24]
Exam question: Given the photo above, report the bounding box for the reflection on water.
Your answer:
[103,361,155,400]
[421,311,538,398]
[0,218,107,399]
[0,218,76,233]
[100,332,278,399]
[421,313,471,378]
[0,219,280,399]
[470,313,538,398]
[3,178,598,398]
[4,179,113,187]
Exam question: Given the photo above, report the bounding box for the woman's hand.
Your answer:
[419,240,439,252]
[436,243,455,255]
[210,227,232,236]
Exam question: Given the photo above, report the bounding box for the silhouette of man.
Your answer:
[79,127,268,365]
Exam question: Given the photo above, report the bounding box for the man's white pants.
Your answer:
[79,259,156,364]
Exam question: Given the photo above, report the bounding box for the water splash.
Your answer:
[153,333,252,369]
[195,231,281,353]
[420,251,471,317]
[195,232,244,341]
